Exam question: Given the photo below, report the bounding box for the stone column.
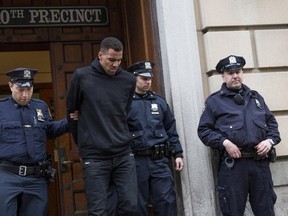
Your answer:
[156,0,217,215]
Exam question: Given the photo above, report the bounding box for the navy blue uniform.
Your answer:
[0,96,68,216]
[127,91,183,216]
[198,83,280,216]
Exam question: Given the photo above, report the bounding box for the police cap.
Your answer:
[6,68,38,87]
[215,55,246,73]
[127,61,154,77]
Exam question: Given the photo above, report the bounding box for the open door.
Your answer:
[0,0,164,215]
[48,0,162,214]
[50,42,96,216]
[37,88,60,216]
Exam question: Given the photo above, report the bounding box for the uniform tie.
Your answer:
[20,106,35,158]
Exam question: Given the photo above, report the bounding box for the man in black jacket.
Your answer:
[66,37,137,216]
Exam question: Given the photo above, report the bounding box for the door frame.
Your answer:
[0,0,165,215]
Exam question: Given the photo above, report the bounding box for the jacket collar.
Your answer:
[90,58,121,76]
[133,91,155,100]
[219,83,250,97]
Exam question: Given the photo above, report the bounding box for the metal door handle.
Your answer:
[59,147,70,172]
[62,160,74,165]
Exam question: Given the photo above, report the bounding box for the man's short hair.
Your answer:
[100,37,123,52]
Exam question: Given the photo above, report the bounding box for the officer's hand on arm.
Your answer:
[255,139,272,156]
[175,157,184,171]
[223,139,241,159]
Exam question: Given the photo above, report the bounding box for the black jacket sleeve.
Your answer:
[66,70,82,144]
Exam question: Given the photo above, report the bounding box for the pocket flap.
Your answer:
[220,122,243,132]
[131,130,143,138]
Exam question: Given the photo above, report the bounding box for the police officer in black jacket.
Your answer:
[127,61,184,216]
[198,55,281,216]
[0,68,69,216]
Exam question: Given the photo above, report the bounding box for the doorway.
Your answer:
[0,0,164,215]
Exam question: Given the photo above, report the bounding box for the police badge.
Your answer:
[36,109,45,121]
[151,103,159,114]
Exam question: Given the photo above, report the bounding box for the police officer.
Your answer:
[0,68,69,216]
[197,55,281,216]
[127,61,184,216]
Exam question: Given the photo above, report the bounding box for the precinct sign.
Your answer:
[0,6,109,27]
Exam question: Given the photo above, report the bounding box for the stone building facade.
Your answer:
[155,0,288,215]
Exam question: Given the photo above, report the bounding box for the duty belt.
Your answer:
[133,143,171,159]
[0,156,57,180]
[223,150,266,161]
[0,161,36,176]
[133,149,153,156]
[241,150,267,160]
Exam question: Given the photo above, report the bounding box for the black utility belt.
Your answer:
[133,143,170,159]
[240,148,277,162]
[0,160,56,179]
[0,164,35,176]
[223,150,266,161]
[241,151,266,160]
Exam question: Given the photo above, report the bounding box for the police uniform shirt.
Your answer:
[0,96,68,163]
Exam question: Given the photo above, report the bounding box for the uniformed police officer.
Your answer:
[126,61,184,216]
[0,68,69,216]
[198,55,281,216]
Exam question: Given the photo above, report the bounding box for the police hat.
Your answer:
[6,68,38,87]
[215,55,246,73]
[127,61,154,77]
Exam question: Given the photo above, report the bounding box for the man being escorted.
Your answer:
[127,61,184,216]
[66,37,138,216]
[198,55,280,216]
[0,68,69,215]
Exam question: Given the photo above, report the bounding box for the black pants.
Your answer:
[83,153,138,216]
[217,158,277,216]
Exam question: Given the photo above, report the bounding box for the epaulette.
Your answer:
[151,91,165,100]
[251,90,259,95]
[0,97,9,102]
[206,90,221,100]
[30,98,48,106]
[250,90,261,98]
[30,98,43,103]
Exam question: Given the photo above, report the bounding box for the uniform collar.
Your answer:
[219,83,250,97]
[9,96,32,109]
[133,91,155,100]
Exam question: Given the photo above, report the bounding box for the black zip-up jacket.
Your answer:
[198,83,281,151]
[128,91,183,157]
[66,58,136,159]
